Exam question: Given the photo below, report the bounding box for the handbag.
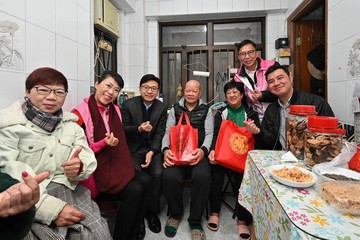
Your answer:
[214,119,254,173]
[170,112,198,165]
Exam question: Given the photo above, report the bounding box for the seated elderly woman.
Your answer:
[0,67,111,239]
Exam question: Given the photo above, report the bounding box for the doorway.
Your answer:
[288,0,326,97]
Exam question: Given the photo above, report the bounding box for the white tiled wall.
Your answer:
[328,0,360,124]
[0,0,93,111]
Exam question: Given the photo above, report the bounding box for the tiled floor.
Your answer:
[144,190,240,240]
[103,188,241,240]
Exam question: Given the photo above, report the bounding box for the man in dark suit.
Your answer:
[121,74,168,236]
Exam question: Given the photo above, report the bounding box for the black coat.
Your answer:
[121,96,168,153]
[259,89,335,150]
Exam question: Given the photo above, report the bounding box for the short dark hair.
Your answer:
[223,80,244,95]
[98,71,124,88]
[26,67,68,92]
[224,80,248,107]
[139,74,160,87]
[265,65,290,81]
[237,39,257,52]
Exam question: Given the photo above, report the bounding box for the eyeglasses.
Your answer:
[238,50,256,59]
[141,85,159,92]
[33,85,67,97]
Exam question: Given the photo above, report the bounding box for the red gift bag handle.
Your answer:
[177,112,191,126]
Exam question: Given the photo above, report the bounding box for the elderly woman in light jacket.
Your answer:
[0,67,111,239]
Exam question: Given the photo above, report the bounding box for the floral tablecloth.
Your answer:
[238,150,360,240]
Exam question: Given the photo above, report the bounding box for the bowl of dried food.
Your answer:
[312,165,360,182]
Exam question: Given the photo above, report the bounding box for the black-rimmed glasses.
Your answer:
[33,85,68,97]
[238,50,256,59]
[141,85,159,92]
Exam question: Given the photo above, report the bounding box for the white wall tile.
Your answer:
[77,0,90,12]
[129,0,144,23]
[0,0,25,20]
[129,44,145,67]
[129,22,145,45]
[278,18,287,37]
[249,0,264,11]
[0,71,26,109]
[187,0,202,15]
[26,0,55,32]
[63,79,77,111]
[218,0,232,13]
[78,6,91,47]
[328,1,345,46]
[233,0,248,12]
[55,0,78,41]
[328,0,343,10]
[328,41,346,83]
[159,0,173,16]
[266,19,278,44]
[148,67,158,77]
[266,43,276,60]
[129,66,144,88]
[265,0,280,10]
[56,35,77,80]
[77,80,91,105]
[148,47,159,69]
[145,1,159,16]
[148,23,158,48]
[280,0,287,9]
[174,0,188,15]
[345,81,358,124]
[345,0,360,38]
[328,81,346,122]
[77,44,91,81]
[25,23,56,72]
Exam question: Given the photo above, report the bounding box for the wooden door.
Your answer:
[296,20,324,93]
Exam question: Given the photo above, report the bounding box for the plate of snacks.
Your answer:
[319,181,360,215]
[312,166,360,182]
[269,164,317,188]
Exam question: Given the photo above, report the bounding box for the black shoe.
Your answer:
[136,221,146,240]
[146,211,161,233]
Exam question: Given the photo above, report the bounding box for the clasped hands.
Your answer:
[138,121,152,132]
[163,148,204,168]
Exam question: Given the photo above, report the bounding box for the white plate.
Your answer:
[269,164,317,188]
[312,166,360,182]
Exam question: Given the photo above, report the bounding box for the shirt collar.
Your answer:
[277,97,291,109]
[142,102,153,110]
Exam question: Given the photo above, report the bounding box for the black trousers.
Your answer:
[132,147,163,213]
[95,170,151,240]
[236,202,253,225]
[209,164,252,225]
[162,158,211,225]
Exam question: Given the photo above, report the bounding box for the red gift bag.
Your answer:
[170,112,198,165]
[214,119,254,173]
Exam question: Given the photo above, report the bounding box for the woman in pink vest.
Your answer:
[73,71,151,240]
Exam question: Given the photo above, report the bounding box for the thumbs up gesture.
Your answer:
[61,147,83,178]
